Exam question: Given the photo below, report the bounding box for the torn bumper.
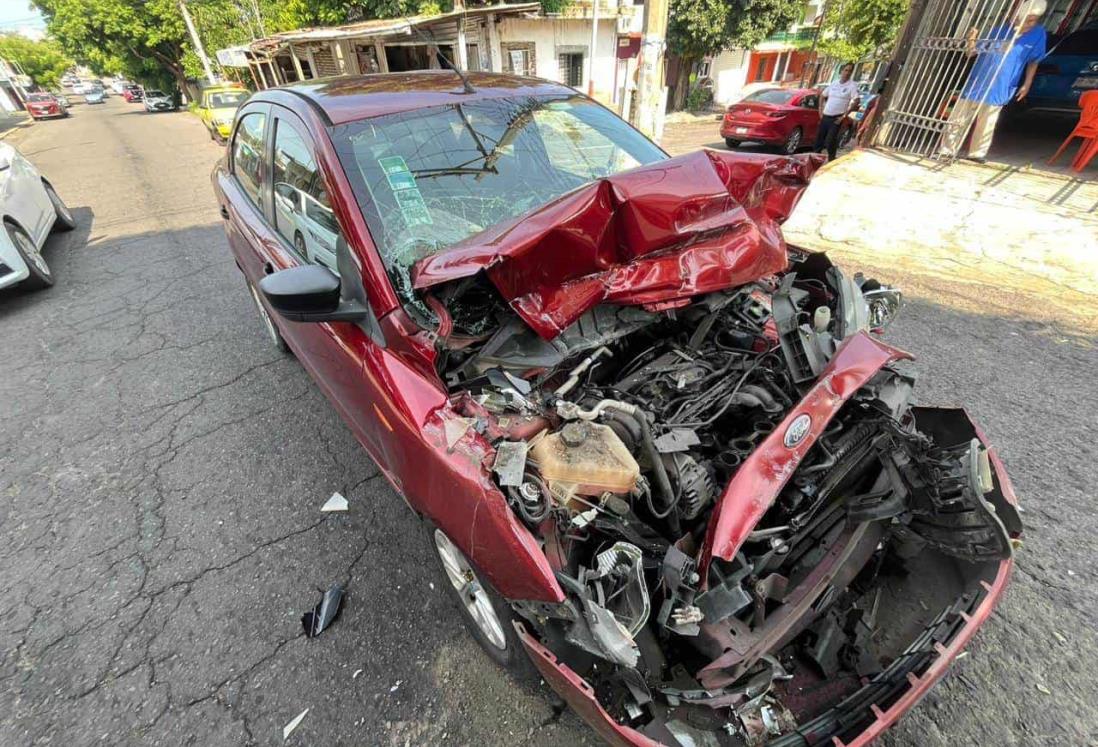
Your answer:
[516,406,1018,746]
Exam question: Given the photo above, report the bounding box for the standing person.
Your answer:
[939,0,1047,163]
[815,63,861,161]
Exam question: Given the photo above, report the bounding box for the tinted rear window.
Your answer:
[744,89,796,105]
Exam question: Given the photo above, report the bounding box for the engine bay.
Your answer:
[430,250,1019,745]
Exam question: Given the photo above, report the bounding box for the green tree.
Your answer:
[0,34,73,90]
[667,0,802,108]
[33,0,192,94]
[818,0,911,62]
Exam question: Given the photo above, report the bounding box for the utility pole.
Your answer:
[631,0,669,140]
[587,0,600,98]
[179,0,216,85]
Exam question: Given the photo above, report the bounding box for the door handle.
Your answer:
[219,204,229,219]
[263,261,275,275]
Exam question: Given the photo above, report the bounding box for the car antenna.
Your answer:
[410,23,476,94]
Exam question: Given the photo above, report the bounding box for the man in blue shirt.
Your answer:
[939,0,1047,163]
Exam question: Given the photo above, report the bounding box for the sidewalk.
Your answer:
[0,111,31,140]
[781,148,1098,330]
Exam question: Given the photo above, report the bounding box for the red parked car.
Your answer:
[212,72,1019,747]
[122,85,143,102]
[721,87,852,155]
[24,93,67,121]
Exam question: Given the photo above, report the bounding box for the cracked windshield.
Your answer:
[330,95,667,300]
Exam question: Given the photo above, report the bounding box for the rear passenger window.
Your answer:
[271,118,342,274]
[232,113,266,208]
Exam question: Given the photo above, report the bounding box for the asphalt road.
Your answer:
[1,98,1095,746]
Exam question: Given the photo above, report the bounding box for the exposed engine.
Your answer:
[434,250,1018,746]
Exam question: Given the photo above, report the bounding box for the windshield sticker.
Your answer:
[394,188,433,227]
[378,155,417,191]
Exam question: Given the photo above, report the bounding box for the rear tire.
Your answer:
[426,522,538,680]
[725,138,740,149]
[7,222,53,290]
[44,182,75,232]
[782,127,803,155]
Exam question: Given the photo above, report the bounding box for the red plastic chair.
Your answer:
[1048,90,1098,171]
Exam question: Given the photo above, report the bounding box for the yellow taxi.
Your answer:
[197,85,249,142]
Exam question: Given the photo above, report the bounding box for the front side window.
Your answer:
[329,94,666,302]
[232,112,266,208]
[744,89,796,105]
[271,118,342,273]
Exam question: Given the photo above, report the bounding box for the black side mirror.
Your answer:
[258,238,386,347]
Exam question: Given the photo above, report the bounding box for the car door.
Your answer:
[261,106,392,460]
[797,94,821,142]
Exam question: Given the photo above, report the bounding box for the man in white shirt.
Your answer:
[815,63,861,161]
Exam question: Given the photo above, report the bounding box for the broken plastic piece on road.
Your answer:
[283,708,309,739]
[352,668,363,679]
[302,584,344,637]
[321,492,348,512]
[390,680,402,692]
[1035,683,1052,695]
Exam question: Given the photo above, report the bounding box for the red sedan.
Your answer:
[722,87,847,154]
[122,86,143,102]
[24,93,67,121]
[212,72,1019,747]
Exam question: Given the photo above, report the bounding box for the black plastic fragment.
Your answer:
[302,584,344,638]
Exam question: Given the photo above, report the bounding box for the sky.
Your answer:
[0,2,47,40]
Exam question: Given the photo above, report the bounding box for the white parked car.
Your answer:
[0,143,75,290]
[72,81,90,95]
[272,181,339,272]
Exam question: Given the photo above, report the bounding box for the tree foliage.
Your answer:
[0,34,73,90]
[819,0,910,62]
[33,0,190,92]
[669,0,803,59]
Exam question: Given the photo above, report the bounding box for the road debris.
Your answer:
[321,492,348,512]
[283,708,309,739]
[390,680,402,693]
[353,669,363,679]
[1035,683,1052,695]
[302,584,344,638]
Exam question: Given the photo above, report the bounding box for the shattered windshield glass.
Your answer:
[329,94,667,305]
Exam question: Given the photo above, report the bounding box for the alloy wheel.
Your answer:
[13,227,49,276]
[433,529,507,650]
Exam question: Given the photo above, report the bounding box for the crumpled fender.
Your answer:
[413,150,824,339]
[702,332,913,567]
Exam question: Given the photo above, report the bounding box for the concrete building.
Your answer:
[0,58,31,112]
[227,1,643,107]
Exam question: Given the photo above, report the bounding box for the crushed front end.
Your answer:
[428,249,1020,746]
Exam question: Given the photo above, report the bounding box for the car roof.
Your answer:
[257,71,577,125]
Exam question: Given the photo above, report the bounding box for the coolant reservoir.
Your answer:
[529,421,640,496]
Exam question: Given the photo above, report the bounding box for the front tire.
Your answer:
[725,138,740,149]
[427,522,536,678]
[247,282,289,353]
[7,222,53,290]
[44,182,75,232]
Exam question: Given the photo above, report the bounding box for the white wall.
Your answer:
[497,16,620,99]
[709,48,750,106]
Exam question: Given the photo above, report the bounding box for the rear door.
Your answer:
[796,93,821,141]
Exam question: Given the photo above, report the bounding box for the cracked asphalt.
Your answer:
[1,99,1095,746]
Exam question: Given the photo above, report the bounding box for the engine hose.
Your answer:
[636,413,681,533]
[739,385,781,413]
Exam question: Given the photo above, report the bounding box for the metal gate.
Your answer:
[874,0,1030,159]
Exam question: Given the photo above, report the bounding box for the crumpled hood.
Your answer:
[412,149,824,339]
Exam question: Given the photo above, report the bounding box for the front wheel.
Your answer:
[7,222,53,290]
[782,127,803,155]
[427,522,536,678]
[44,182,75,232]
[725,138,741,149]
[247,282,289,353]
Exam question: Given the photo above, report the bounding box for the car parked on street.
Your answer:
[212,72,1020,747]
[721,87,833,154]
[24,93,68,121]
[122,85,143,103]
[143,90,176,112]
[0,142,76,290]
[1026,21,1098,113]
[84,87,106,105]
[197,85,248,142]
[72,80,91,95]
